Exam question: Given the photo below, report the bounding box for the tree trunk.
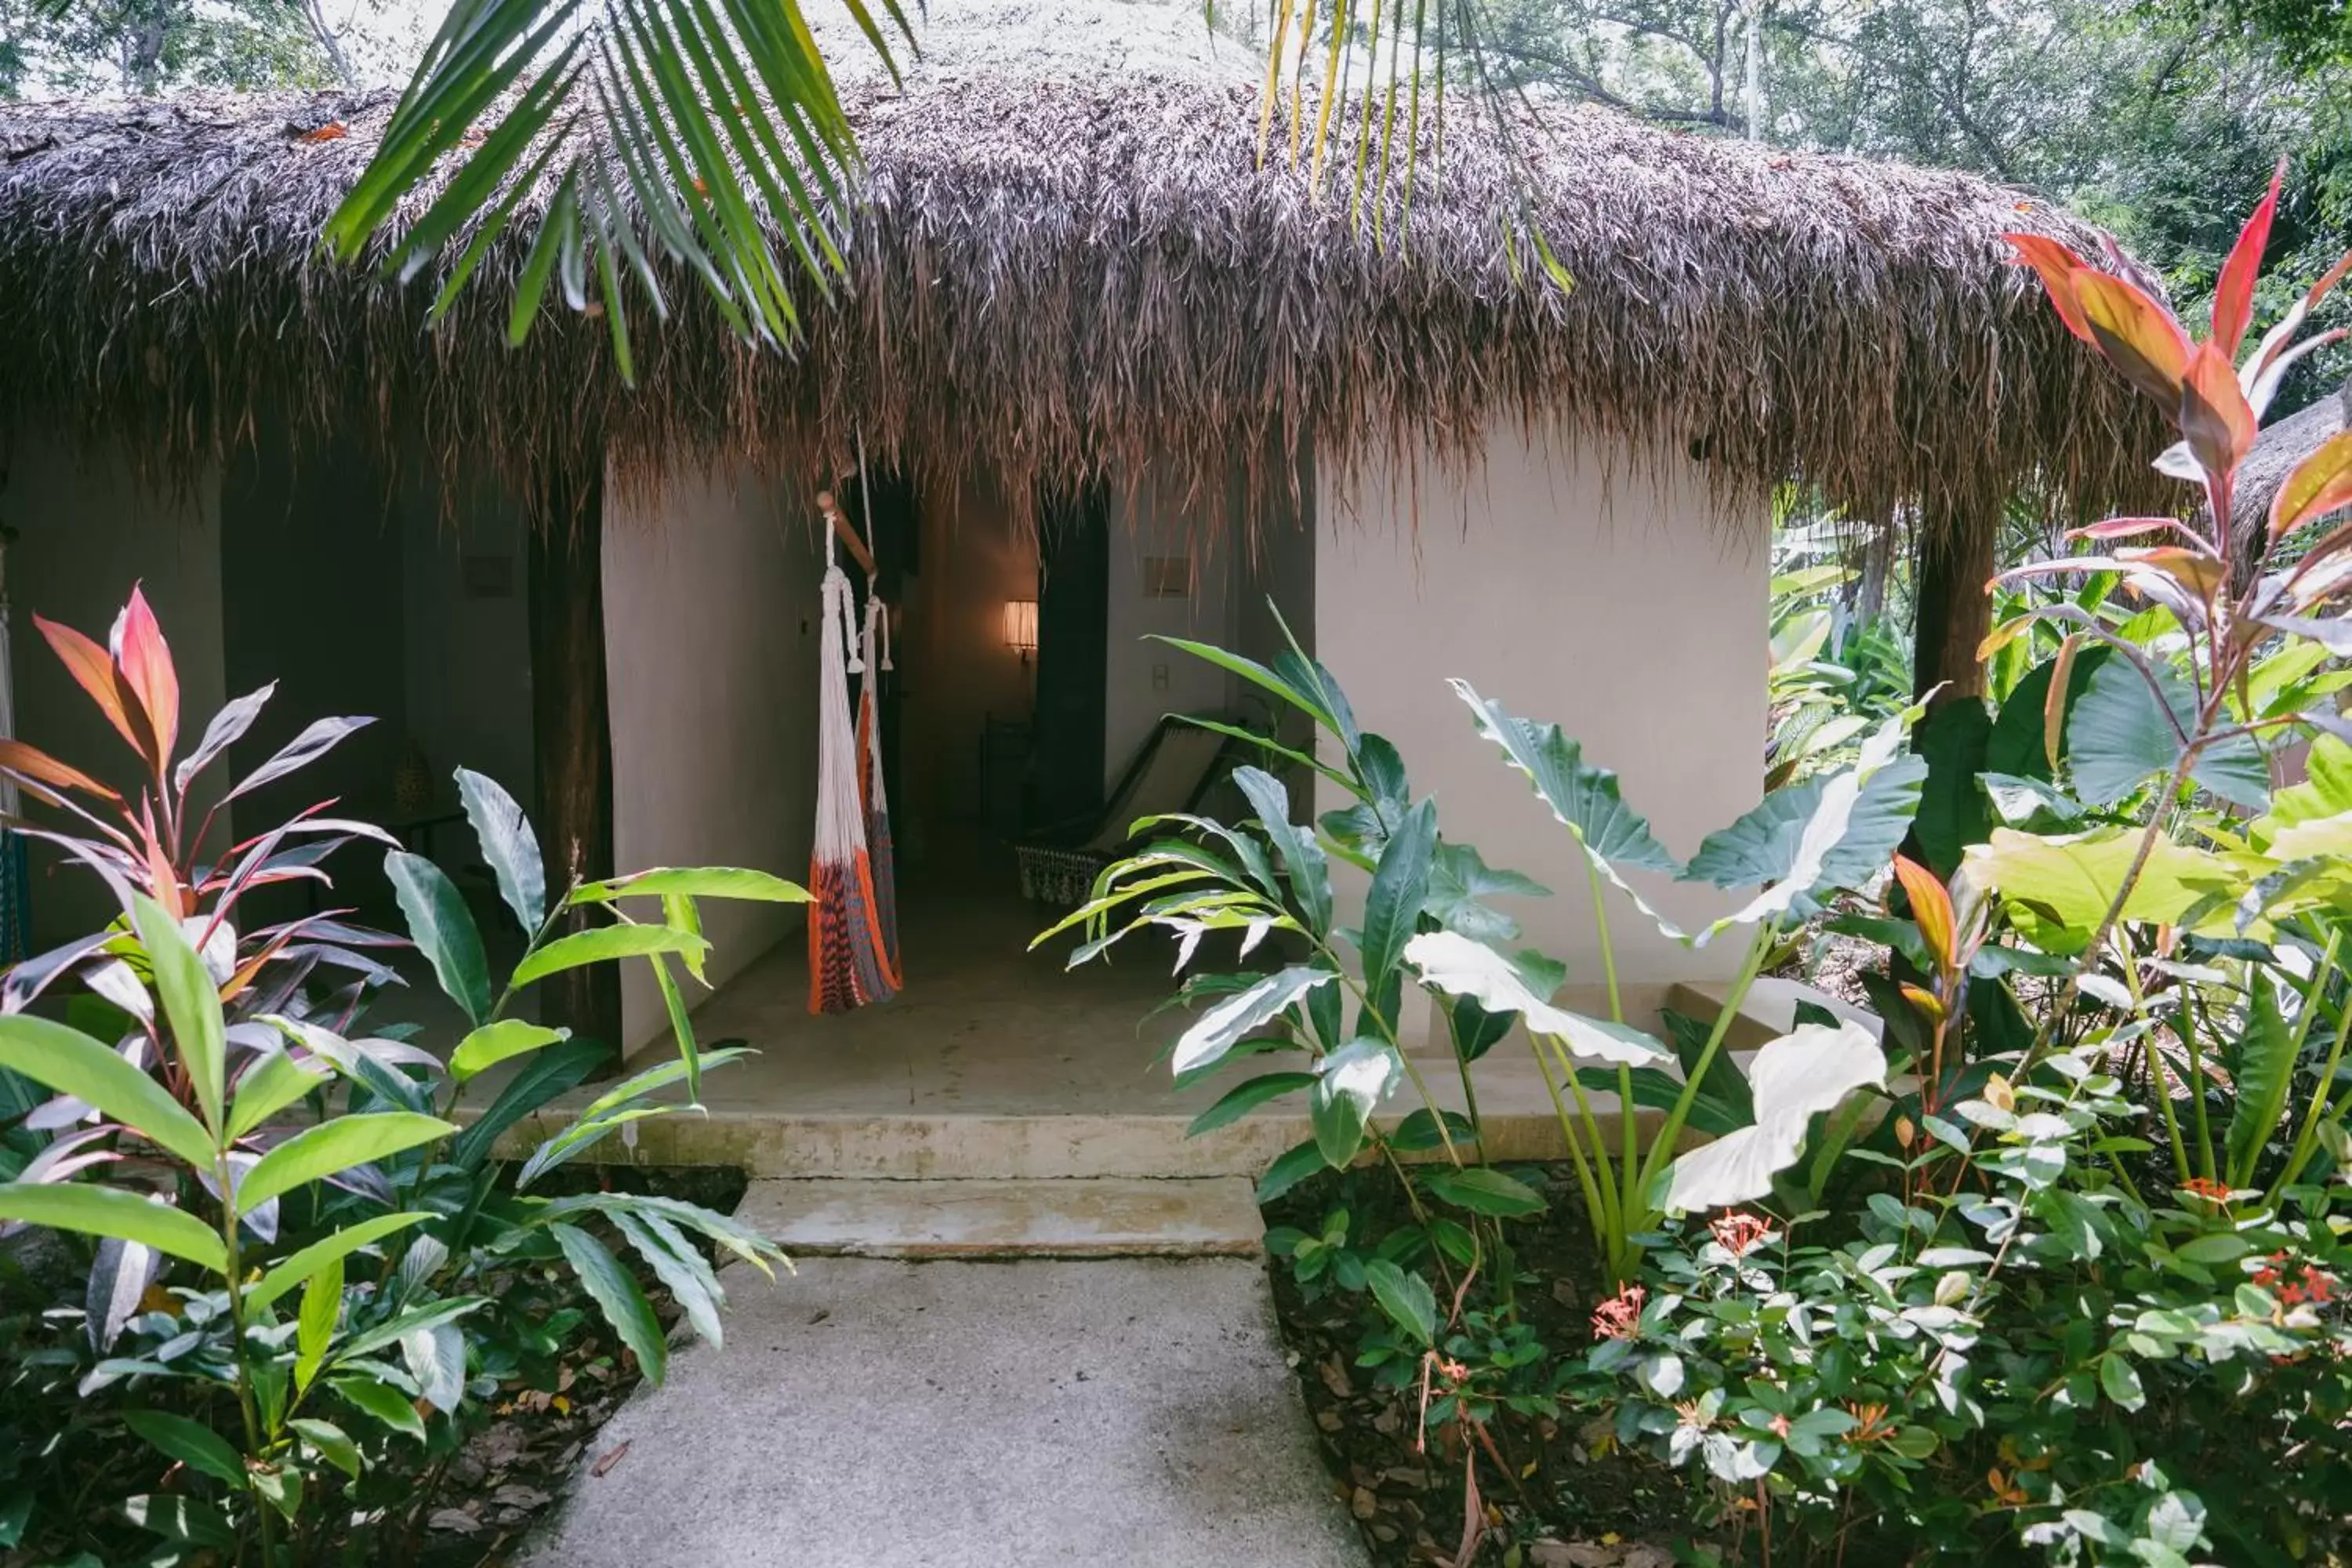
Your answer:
[1911,499,1997,705]
[528,465,622,1065]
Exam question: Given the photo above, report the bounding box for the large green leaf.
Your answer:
[122,1410,245,1486]
[550,1222,668,1384]
[2069,658,2269,810]
[1964,827,2235,946]
[1986,647,2111,780]
[1452,683,1682,913]
[510,924,710,989]
[385,851,492,1026]
[1573,1065,1745,1137]
[449,1020,571,1082]
[1909,699,1994,879]
[456,768,546,933]
[1403,931,1667,1065]
[2263,733,2352,831]
[451,1039,608,1171]
[1663,1022,1887,1214]
[240,1113,456,1212]
[1357,798,1437,1017]
[1309,1039,1401,1168]
[2227,977,2296,1189]
[1418,1166,1548,1218]
[0,1181,225,1271]
[129,895,225,1135]
[1169,967,1334,1078]
[1185,1071,1316,1138]
[332,1296,492,1363]
[572,866,809,904]
[329,1375,426,1443]
[1232,766,1332,938]
[1363,1258,1438,1346]
[247,1211,435,1312]
[0,1015,215,1167]
[228,1050,332,1141]
[1425,842,1548,945]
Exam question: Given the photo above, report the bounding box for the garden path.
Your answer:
[520,1253,1368,1567]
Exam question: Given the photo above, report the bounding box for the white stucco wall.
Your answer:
[5,436,228,947]
[1316,423,1769,1007]
[604,464,826,1051]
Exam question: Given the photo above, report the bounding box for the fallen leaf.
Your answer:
[429,1510,483,1535]
[590,1441,630,1478]
[296,121,348,143]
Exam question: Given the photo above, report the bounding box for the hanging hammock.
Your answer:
[857,589,902,981]
[808,535,900,1015]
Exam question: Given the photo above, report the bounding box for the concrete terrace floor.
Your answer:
[515,843,1819,1181]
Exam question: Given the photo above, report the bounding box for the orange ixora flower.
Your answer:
[1591,1283,1646,1341]
[2254,1254,2340,1308]
[1847,1403,1900,1443]
[2182,1178,2233,1204]
[1709,1211,1774,1257]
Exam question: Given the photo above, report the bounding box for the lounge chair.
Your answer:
[1016,716,1236,906]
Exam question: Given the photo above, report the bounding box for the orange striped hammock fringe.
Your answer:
[809,559,901,1014]
[858,591,902,978]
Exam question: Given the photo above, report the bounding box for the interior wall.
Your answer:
[3,435,228,948]
[1316,424,1769,1005]
[1103,465,1238,790]
[902,468,1036,852]
[400,470,535,823]
[604,462,826,1051]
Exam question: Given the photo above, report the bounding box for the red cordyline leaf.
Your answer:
[2274,430,2352,539]
[2246,249,2352,393]
[2212,158,2285,360]
[2074,272,2194,411]
[2003,233,2096,343]
[33,614,144,757]
[0,737,120,802]
[2069,517,2188,541]
[2178,340,2258,485]
[1891,856,1958,971]
[111,586,180,771]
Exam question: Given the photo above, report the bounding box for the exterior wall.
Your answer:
[1103,468,1236,789]
[604,463,826,1051]
[1316,423,1769,1014]
[5,435,227,948]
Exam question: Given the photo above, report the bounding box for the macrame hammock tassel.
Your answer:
[808,540,900,1014]
[857,590,902,980]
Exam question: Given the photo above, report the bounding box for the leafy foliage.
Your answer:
[0,591,799,1563]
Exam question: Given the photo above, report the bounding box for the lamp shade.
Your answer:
[1003,598,1039,654]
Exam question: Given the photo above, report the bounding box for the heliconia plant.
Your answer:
[0,590,804,1563]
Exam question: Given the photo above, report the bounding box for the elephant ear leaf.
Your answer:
[1663,1022,1887,1214]
[2227,978,2296,1190]
[1451,681,1682,935]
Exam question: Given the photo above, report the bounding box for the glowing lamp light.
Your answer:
[1003,598,1039,658]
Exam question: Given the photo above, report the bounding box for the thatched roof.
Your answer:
[0,0,2168,537]
[2238,381,2349,535]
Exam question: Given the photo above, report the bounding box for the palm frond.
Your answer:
[321,0,913,377]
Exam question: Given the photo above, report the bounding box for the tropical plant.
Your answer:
[1584,164,2352,1568]
[0,590,801,1563]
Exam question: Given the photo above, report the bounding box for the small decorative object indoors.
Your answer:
[392,735,432,818]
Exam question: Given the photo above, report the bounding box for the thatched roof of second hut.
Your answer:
[0,0,2167,532]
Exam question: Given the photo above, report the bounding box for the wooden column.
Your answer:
[527,463,622,1063]
[1911,498,1999,705]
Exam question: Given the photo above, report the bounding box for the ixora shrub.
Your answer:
[0,590,803,1563]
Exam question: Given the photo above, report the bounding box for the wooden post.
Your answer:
[1911,498,1998,705]
[528,463,622,1065]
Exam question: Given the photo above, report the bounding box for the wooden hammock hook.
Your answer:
[815,489,878,579]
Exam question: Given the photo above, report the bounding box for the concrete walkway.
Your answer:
[522,1255,1367,1568]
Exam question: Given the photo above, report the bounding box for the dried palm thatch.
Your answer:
[0,0,2169,542]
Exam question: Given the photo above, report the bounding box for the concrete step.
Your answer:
[734,1176,1267,1258]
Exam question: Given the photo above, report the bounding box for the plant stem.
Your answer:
[2280,944,2352,1192]
[2143,1027,2191,1185]
[2183,989,2217,1183]
[1527,1033,1612,1262]
[1634,921,1776,1208]
[1563,1059,1629,1271]
[216,1156,275,1568]
[1586,859,1640,1251]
